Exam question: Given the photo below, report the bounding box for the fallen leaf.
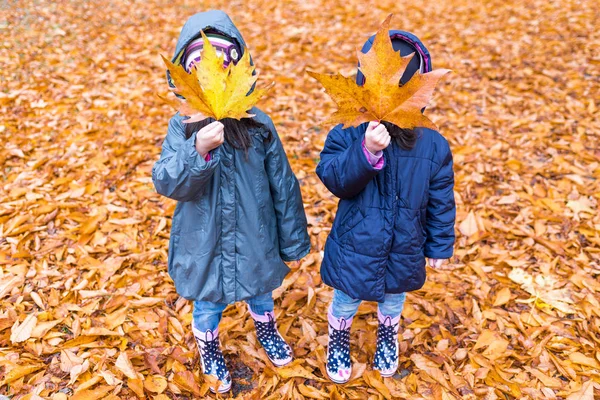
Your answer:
[569,352,600,369]
[70,386,113,400]
[128,378,145,398]
[114,351,138,379]
[60,349,84,372]
[68,359,89,385]
[567,198,596,219]
[566,380,595,400]
[80,327,122,336]
[173,371,202,397]
[1,364,44,385]
[10,314,37,343]
[493,287,511,307]
[30,319,62,338]
[0,276,25,299]
[362,370,392,399]
[277,361,319,380]
[459,211,479,237]
[297,384,328,399]
[144,374,167,394]
[100,369,122,386]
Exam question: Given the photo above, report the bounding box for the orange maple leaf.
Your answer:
[307,14,450,129]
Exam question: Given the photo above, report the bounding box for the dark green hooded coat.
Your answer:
[152,10,310,303]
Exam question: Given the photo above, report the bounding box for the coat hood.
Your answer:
[356,30,432,86]
[167,10,247,89]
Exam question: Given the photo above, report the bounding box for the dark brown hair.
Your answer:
[381,121,417,150]
[184,117,271,150]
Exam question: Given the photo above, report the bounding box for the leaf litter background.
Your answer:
[1,0,599,399]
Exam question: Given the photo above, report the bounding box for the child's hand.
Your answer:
[364,121,391,154]
[428,258,446,269]
[195,121,225,157]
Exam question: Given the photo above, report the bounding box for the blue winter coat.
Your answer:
[153,11,310,303]
[316,32,456,302]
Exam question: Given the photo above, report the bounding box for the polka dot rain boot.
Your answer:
[192,327,232,393]
[373,309,401,377]
[249,310,293,367]
[326,309,353,383]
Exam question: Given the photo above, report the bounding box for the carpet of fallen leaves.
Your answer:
[1,0,599,399]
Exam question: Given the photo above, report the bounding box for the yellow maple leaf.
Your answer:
[161,31,273,122]
[307,14,450,129]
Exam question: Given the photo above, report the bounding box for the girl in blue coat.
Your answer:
[153,11,310,393]
[316,31,456,382]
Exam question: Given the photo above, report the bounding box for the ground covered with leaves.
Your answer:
[1,0,599,399]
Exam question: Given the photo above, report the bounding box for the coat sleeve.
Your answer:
[316,125,383,199]
[424,138,456,259]
[152,114,219,202]
[264,123,311,262]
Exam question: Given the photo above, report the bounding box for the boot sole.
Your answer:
[269,356,293,367]
[378,369,397,378]
[326,369,351,384]
[209,380,232,394]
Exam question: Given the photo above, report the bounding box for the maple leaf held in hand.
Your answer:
[161,31,273,123]
[307,14,450,129]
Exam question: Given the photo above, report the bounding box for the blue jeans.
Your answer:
[330,289,406,320]
[193,292,274,332]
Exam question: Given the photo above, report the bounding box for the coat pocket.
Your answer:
[341,207,388,258]
[392,209,425,255]
[336,204,365,238]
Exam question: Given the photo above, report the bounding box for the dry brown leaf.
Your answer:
[569,352,600,369]
[173,370,202,397]
[60,349,84,372]
[349,362,367,381]
[68,359,90,385]
[277,361,320,380]
[1,364,44,385]
[458,211,479,237]
[525,367,563,388]
[10,314,37,343]
[362,370,392,399]
[297,384,328,399]
[493,287,511,307]
[80,327,122,336]
[128,378,145,398]
[114,351,138,379]
[143,374,167,394]
[99,369,122,386]
[74,375,103,393]
[30,319,62,338]
[0,276,25,299]
[566,380,596,400]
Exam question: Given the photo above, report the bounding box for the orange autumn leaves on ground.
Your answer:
[307,15,449,129]
[1,0,600,400]
[162,31,273,122]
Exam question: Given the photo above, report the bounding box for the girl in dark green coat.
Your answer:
[152,10,310,393]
